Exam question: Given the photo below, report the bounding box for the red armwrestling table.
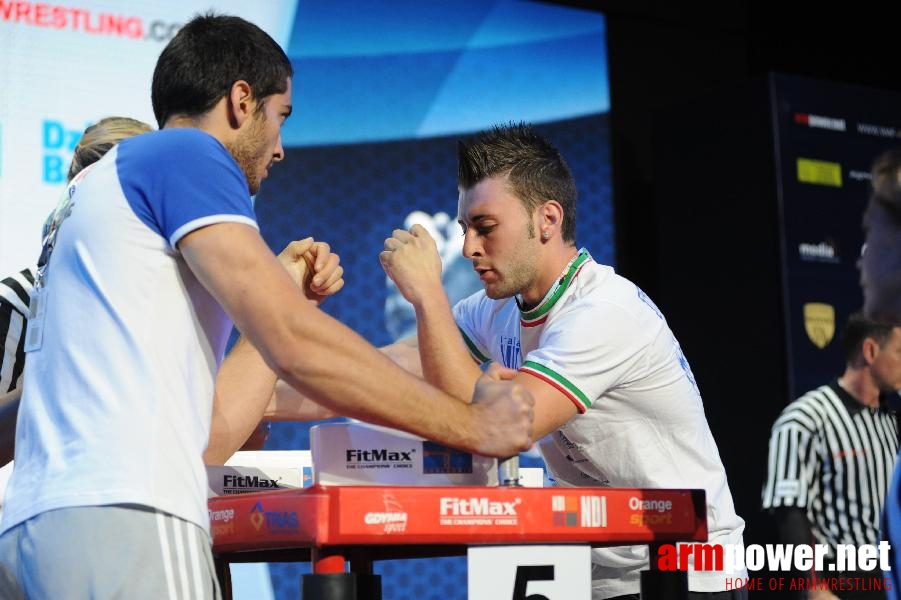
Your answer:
[209,484,707,599]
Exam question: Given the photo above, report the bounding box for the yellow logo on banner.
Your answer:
[797,158,843,187]
[804,303,835,349]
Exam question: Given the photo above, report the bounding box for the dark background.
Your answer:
[553,0,900,593]
[555,0,898,292]
[258,2,899,595]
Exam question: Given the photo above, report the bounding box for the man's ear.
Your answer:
[862,337,880,366]
[227,80,255,129]
[539,200,564,231]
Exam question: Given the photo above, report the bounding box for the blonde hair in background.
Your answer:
[67,116,153,182]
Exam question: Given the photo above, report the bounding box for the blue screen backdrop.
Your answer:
[248,2,611,597]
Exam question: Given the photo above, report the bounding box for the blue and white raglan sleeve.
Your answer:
[115,129,257,248]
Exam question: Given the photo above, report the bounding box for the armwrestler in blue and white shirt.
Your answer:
[0,15,533,600]
[1,127,260,535]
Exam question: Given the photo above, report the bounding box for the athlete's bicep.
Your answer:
[516,370,579,440]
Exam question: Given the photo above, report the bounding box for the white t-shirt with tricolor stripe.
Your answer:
[454,249,747,598]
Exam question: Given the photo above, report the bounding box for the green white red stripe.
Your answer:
[519,249,591,327]
[459,327,490,364]
[521,360,590,412]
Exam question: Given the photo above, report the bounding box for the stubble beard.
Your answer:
[226,113,267,195]
[484,233,541,301]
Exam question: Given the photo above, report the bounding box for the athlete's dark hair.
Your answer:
[151,13,293,128]
[457,122,577,242]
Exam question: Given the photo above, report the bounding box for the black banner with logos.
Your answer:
[770,73,901,398]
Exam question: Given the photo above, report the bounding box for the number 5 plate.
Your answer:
[467,545,591,600]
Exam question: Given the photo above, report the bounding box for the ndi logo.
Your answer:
[42,120,86,183]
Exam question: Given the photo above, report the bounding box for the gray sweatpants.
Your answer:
[0,504,220,599]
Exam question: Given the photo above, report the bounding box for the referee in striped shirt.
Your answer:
[0,268,33,396]
[762,313,901,599]
[0,268,33,465]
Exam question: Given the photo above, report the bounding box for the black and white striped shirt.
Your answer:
[761,380,899,552]
[0,267,34,393]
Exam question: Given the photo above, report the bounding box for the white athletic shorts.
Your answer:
[0,504,220,599]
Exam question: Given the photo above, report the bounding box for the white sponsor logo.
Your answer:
[720,542,891,574]
[365,492,408,533]
[857,123,898,139]
[439,497,521,526]
[796,113,846,131]
[798,241,839,263]
[209,508,235,523]
[363,511,408,533]
[629,497,672,512]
